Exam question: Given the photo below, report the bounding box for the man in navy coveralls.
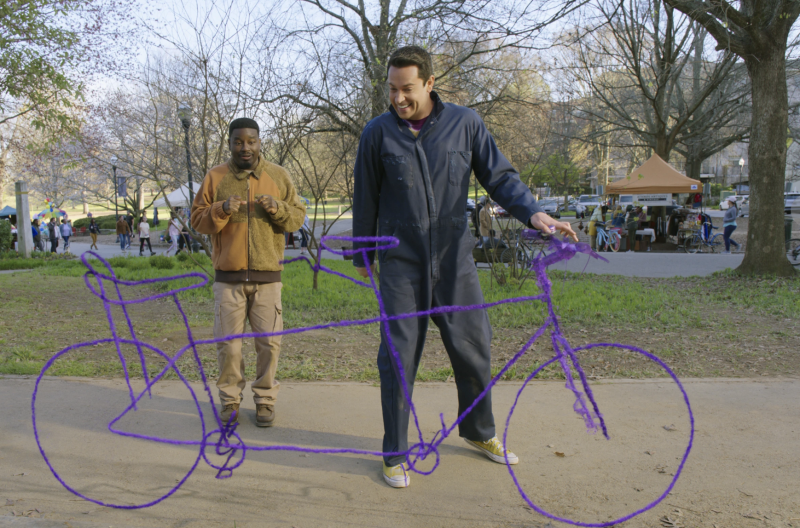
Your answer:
[352,46,578,488]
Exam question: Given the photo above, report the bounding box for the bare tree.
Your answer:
[264,0,589,138]
[664,0,800,276]
[568,0,750,176]
[284,125,356,289]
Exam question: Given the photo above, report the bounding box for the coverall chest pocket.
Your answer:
[382,154,413,190]
[448,151,472,186]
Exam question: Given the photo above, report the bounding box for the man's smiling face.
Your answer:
[229,128,261,170]
[387,65,434,121]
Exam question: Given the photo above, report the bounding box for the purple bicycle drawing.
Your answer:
[32,234,694,527]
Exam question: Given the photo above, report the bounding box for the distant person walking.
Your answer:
[139,214,155,256]
[31,219,42,251]
[722,195,742,254]
[88,218,100,250]
[48,218,59,253]
[116,216,131,251]
[166,215,181,255]
[126,215,135,246]
[60,219,72,253]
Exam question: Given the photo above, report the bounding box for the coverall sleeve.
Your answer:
[352,125,382,268]
[268,170,306,233]
[191,173,230,235]
[471,113,543,225]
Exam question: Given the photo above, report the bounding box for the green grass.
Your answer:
[1,254,798,381]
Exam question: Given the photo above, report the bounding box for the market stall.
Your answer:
[607,154,702,248]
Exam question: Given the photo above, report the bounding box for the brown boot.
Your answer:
[256,404,275,427]
[220,403,240,425]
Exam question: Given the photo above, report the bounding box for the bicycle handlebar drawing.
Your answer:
[31,234,694,527]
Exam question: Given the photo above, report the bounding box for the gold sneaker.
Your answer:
[465,436,519,464]
[382,462,410,488]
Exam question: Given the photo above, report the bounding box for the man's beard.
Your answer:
[234,155,257,169]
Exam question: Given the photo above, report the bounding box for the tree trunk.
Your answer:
[739,46,795,275]
[312,240,322,290]
[655,135,671,161]
[684,155,702,181]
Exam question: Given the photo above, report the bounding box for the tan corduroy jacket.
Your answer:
[191,157,305,282]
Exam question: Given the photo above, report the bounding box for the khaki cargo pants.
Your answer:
[213,281,283,405]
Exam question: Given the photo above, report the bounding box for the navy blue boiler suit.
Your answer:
[352,93,542,466]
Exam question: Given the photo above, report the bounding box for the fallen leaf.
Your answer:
[5,499,15,506]
[554,452,565,457]
[663,424,677,432]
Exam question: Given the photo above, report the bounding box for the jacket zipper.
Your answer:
[246,176,250,282]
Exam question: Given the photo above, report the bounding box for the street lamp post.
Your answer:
[177,102,194,207]
[111,156,118,219]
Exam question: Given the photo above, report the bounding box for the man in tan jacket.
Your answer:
[192,117,305,427]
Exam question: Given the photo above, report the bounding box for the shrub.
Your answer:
[149,255,174,269]
[74,214,120,230]
[125,258,151,270]
[0,221,12,252]
[105,256,128,268]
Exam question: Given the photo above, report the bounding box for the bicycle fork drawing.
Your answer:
[32,236,694,527]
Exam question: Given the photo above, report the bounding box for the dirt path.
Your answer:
[1,376,798,527]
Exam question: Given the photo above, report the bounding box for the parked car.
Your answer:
[720,195,746,210]
[492,204,511,217]
[466,198,476,223]
[739,196,750,217]
[538,199,562,218]
[786,193,800,215]
[578,194,602,210]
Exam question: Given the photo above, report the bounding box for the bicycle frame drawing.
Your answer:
[31,235,694,527]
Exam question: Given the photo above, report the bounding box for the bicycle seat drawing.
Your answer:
[32,235,694,527]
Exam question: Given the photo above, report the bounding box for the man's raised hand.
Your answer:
[530,212,579,242]
[223,195,245,215]
[256,194,279,214]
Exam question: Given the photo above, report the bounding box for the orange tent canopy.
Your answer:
[607,154,701,194]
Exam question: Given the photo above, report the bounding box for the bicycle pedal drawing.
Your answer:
[32,235,694,527]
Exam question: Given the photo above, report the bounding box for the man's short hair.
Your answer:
[229,118,260,136]
[387,46,433,82]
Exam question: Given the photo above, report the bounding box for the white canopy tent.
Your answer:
[152,182,201,209]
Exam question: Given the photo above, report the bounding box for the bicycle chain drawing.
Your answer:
[31,235,694,527]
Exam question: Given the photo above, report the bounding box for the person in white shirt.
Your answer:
[166,214,181,255]
[139,213,155,256]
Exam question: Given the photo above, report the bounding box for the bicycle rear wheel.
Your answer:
[684,236,700,254]
[32,340,207,509]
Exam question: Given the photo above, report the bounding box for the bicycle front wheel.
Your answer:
[608,233,621,252]
[788,238,800,266]
[709,234,724,253]
[503,343,694,527]
[684,236,700,254]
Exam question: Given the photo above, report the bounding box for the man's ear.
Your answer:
[426,75,435,92]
